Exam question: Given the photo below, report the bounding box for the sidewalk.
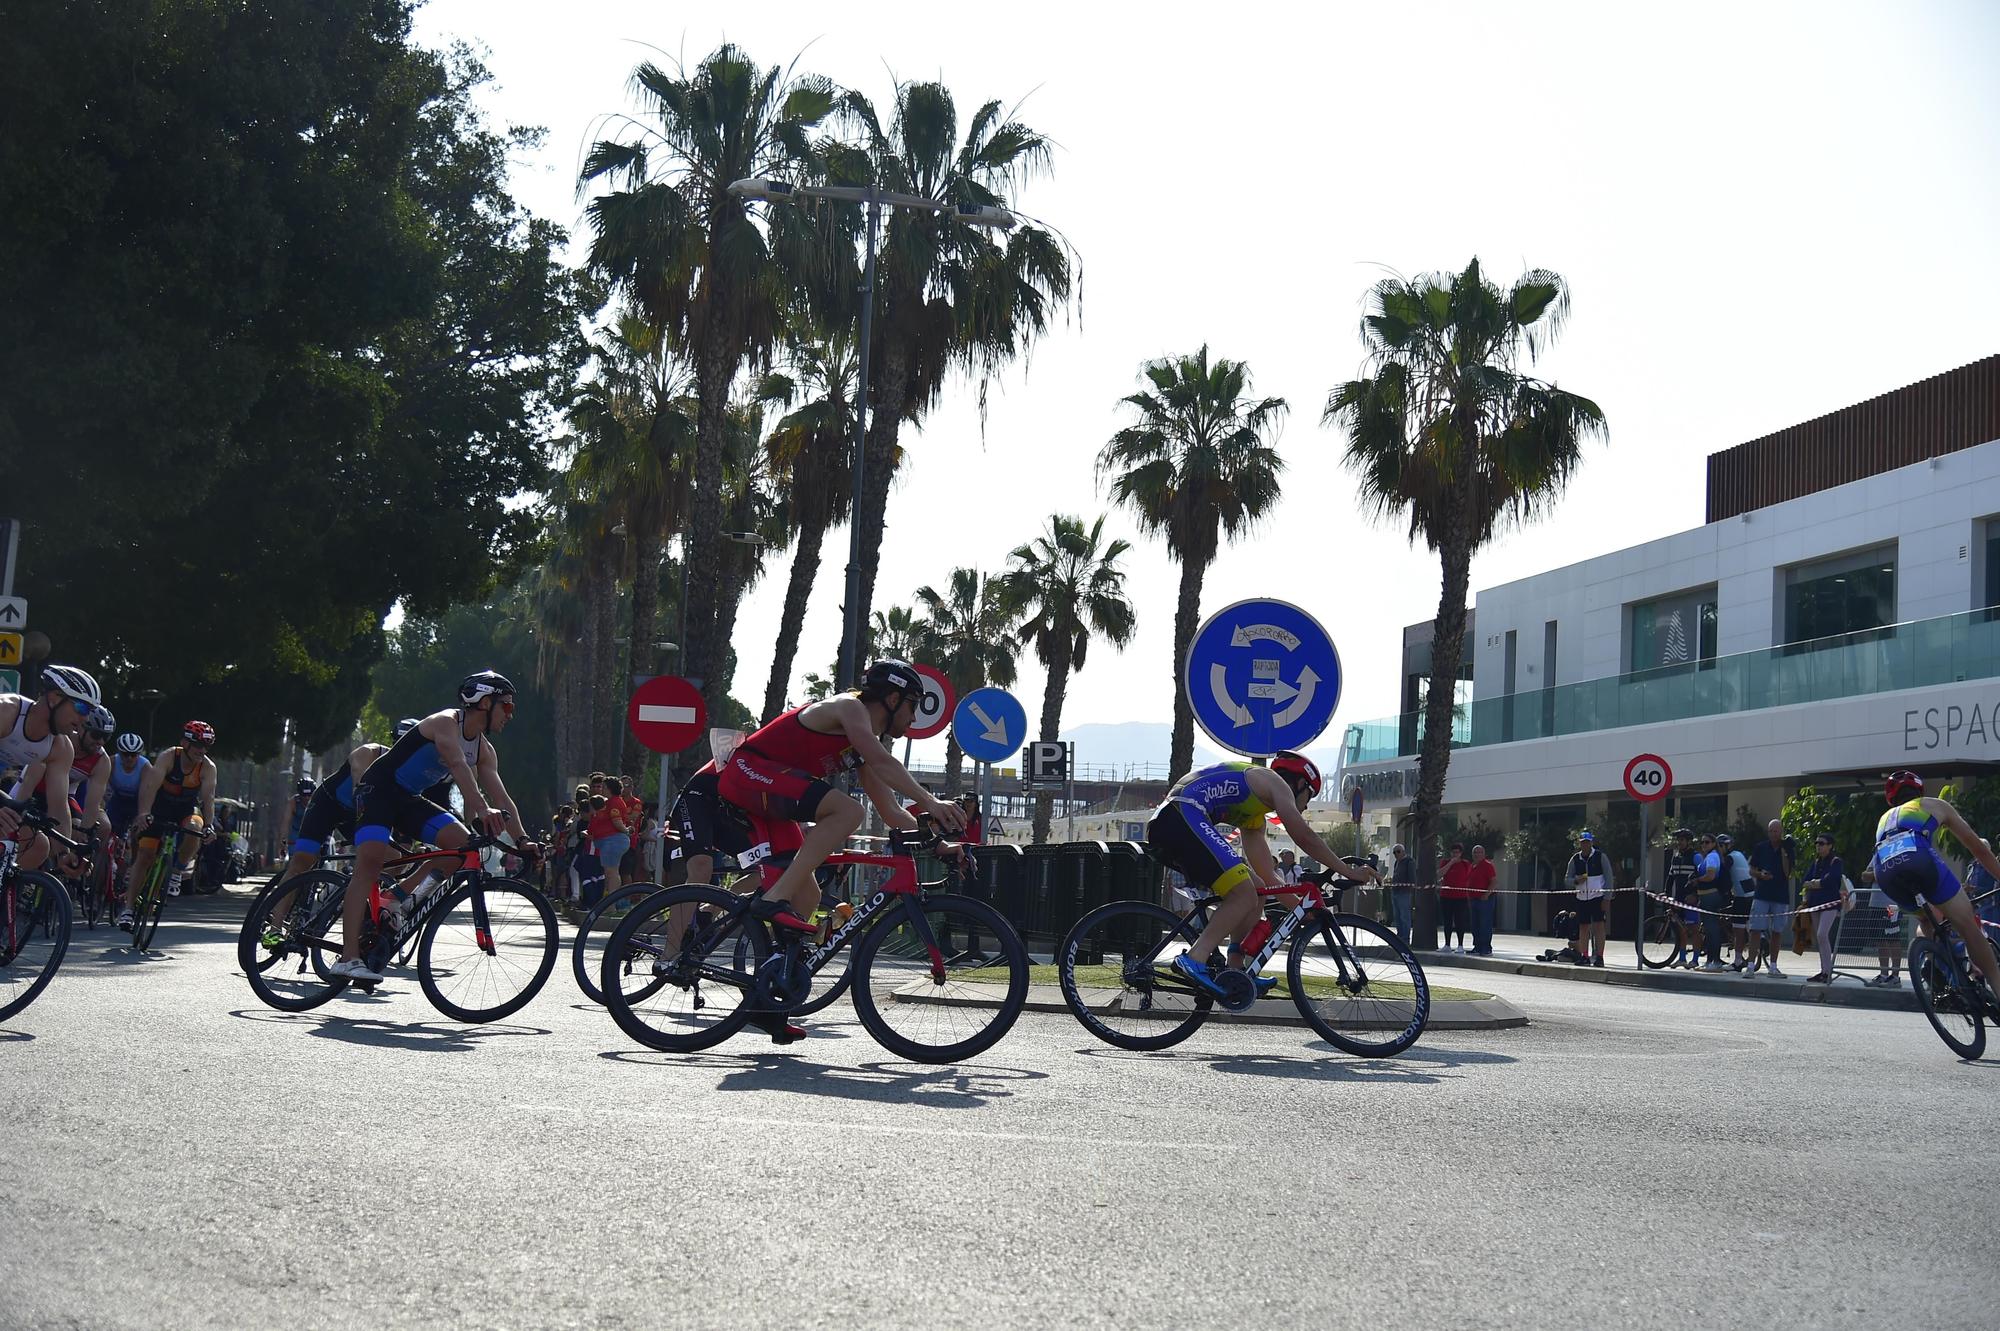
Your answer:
[1416,930,1919,1010]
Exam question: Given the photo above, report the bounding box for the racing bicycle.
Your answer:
[598,819,1026,1063]
[237,831,558,1023]
[1907,895,2000,1059]
[1,794,82,1022]
[125,812,211,950]
[1057,869,1431,1056]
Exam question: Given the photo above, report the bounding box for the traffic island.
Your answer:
[893,973,1528,1031]
[1417,943,1921,1011]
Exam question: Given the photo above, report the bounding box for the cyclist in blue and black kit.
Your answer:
[1148,752,1378,998]
[1872,770,2000,1007]
[107,733,150,839]
[331,673,529,982]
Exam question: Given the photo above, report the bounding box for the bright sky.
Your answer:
[417,0,2000,769]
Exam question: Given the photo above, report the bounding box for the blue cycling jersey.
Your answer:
[363,715,483,796]
[109,755,149,798]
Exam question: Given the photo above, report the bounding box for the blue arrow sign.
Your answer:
[952,686,1028,764]
[1185,597,1343,757]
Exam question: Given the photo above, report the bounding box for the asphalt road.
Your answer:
[3,888,1995,1331]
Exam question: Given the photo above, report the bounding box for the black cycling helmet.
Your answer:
[859,659,922,703]
[459,670,514,705]
[295,777,317,796]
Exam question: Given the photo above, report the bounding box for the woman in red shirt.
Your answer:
[1437,843,1472,954]
[589,777,634,896]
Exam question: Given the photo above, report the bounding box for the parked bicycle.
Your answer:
[599,818,1026,1063]
[1907,895,2000,1059]
[237,832,557,1023]
[1057,869,1431,1056]
[1,794,83,1022]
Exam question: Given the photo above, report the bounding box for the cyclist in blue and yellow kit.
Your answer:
[1147,752,1378,997]
[1872,770,2000,1007]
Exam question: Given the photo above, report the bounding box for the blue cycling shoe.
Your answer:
[1171,953,1227,997]
[1250,973,1279,994]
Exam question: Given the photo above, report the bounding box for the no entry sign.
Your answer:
[1623,753,1673,803]
[907,663,955,740]
[627,675,707,754]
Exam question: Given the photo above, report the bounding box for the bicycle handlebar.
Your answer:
[0,792,88,853]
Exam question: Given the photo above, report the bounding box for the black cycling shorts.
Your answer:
[291,785,358,856]
[135,795,199,849]
[670,768,756,863]
[353,781,458,847]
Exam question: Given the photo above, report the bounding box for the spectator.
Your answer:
[1745,819,1794,978]
[1800,833,1848,984]
[547,803,573,895]
[1566,831,1610,967]
[1967,845,1999,927]
[1863,865,1916,988]
[1718,833,1754,969]
[1387,843,1416,946]
[1467,842,1498,956]
[1664,828,1701,968]
[1693,832,1728,970]
[1276,848,1302,888]
[588,781,632,900]
[1438,843,1471,954]
[617,775,646,879]
[956,793,985,845]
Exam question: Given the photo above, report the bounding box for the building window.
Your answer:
[1782,545,1896,644]
[1629,587,1717,673]
[1983,520,2000,612]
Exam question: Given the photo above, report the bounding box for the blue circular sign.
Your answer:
[952,686,1028,764]
[1184,597,1343,757]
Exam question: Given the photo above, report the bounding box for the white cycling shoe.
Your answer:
[329,957,384,982]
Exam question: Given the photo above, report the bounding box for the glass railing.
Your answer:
[1340,607,2000,765]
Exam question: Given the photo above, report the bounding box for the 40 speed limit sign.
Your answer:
[1622,753,1673,802]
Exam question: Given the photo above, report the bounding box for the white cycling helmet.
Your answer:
[39,664,102,709]
[116,732,147,755]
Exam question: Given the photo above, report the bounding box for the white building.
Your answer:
[1335,355,2000,927]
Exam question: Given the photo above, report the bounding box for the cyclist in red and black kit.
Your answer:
[719,660,965,935]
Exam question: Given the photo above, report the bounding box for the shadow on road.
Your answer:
[599,1047,1046,1107]
[0,1028,36,1042]
[1069,1040,1515,1085]
[228,1007,551,1051]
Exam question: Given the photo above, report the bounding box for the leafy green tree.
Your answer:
[829,81,1073,679]
[915,569,1019,794]
[1324,260,1605,880]
[1100,346,1287,781]
[4,3,590,755]
[579,45,835,725]
[997,515,1136,843]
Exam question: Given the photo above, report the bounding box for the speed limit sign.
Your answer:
[907,663,955,740]
[1623,753,1673,802]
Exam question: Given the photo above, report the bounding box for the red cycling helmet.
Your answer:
[1270,750,1322,803]
[182,720,216,746]
[1886,769,1923,804]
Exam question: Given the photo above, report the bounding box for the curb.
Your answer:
[1416,951,1921,1011]
[892,982,1529,1031]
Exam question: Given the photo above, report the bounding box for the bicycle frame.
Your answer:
[1144,877,1371,996]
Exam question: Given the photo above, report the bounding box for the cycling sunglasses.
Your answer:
[62,694,100,722]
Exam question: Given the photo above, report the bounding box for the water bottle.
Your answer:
[1240,919,1274,959]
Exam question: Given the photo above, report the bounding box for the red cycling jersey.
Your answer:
[735,705,857,779]
[717,705,861,886]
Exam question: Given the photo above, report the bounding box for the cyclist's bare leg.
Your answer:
[1227,893,1300,967]
[665,852,715,952]
[123,837,162,908]
[759,791,862,921]
[1935,892,2000,992]
[13,831,50,872]
[1188,885,1259,968]
[339,840,396,961]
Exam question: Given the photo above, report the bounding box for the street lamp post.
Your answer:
[727,177,1014,689]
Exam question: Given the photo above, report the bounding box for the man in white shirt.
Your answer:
[1566,830,1611,967]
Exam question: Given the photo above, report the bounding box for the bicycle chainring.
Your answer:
[1212,967,1258,1012]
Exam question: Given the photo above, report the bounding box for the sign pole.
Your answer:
[1,518,18,596]
[1636,799,1648,970]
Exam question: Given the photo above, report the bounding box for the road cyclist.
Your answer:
[330,674,529,982]
[1871,771,2000,1027]
[119,720,218,933]
[0,666,104,871]
[105,732,150,839]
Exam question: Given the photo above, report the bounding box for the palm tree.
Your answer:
[1323,258,1606,873]
[867,605,927,663]
[579,45,836,724]
[829,81,1073,678]
[708,396,786,722]
[1099,346,1287,783]
[915,568,1018,795]
[997,515,1136,843]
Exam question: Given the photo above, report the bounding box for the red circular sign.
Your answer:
[907,663,955,740]
[627,675,708,754]
[1623,753,1673,803]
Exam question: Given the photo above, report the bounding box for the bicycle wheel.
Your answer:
[1,871,73,1022]
[850,893,1028,1064]
[417,877,558,1023]
[1909,936,1986,1060]
[1636,905,1683,970]
[601,885,767,1053]
[1287,912,1431,1058]
[238,869,352,1013]
[130,856,169,951]
[1057,899,1212,1051]
[572,881,665,1005]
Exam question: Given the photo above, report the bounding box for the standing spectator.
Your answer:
[1800,834,1848,983]
[1693,832,1728,970]
[1276,848,1302,888]
[1718,833,1754,968]
[1664,828,1701,968]
[617,775,647,880]
[1387,843,1416,945]
[1438,843,1471,954]
[956,794,985,844]
[1745,819,1794,978]
[588,780,632,900]
[1566,831,1610,967]
[548,804,575,898]
[1467,842,1498,956]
